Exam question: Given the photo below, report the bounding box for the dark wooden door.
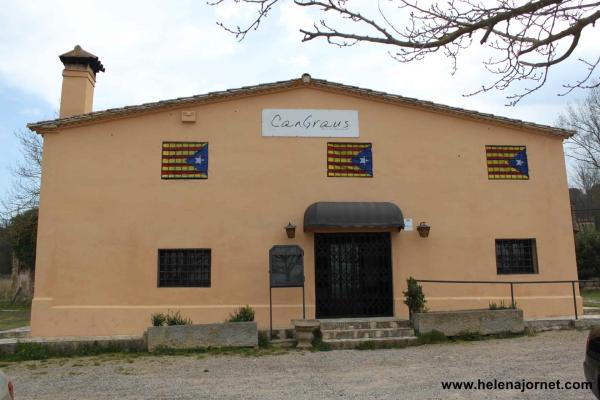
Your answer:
[315,233,393,318]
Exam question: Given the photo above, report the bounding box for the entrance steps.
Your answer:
[318,317,418,350]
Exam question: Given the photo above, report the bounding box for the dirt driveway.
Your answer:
[4,330,593,399]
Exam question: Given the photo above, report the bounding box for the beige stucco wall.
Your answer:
[31,86,579,337]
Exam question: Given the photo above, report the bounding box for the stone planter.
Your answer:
[413,309,524,336]
[146,321,258,351]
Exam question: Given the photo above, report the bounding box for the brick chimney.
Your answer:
[58,45,105,118]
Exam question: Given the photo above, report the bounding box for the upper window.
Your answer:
[158,249,211,287]
[495,239,538,274]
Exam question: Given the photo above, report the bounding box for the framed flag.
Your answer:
[486,145,529,180]
[161,142,208,179]
[327,142,373,177]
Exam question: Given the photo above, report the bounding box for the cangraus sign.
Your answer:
[262,109,359,137]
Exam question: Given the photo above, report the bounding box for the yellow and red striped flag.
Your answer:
[327,142,373,177]
[486,145,529,180]
[161,142,208,179]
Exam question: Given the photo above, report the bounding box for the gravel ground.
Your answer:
[4,330,594,400]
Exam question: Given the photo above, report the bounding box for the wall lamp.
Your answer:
[417,222,431,238]
[285,222,297,239]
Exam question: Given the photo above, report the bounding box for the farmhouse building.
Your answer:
[27,46,579,337]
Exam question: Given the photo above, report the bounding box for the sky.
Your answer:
[1,0,598,196]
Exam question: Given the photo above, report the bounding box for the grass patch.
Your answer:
[152,345,288,357]
[0,300,31,331]
[0,342,144,362]
[258,331,270,349]
[582,289,600,306]
[0,341,291,363]
[415,329,528,346]
[310,328,331,352]
[416,330,449,345]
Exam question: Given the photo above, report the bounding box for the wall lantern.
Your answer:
[285,222,297,239]
[417,222,431,238]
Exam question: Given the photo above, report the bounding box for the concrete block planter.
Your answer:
[413,309,524,336]
[146,321,258,351]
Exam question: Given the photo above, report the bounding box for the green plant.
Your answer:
[227,305,255,322]
[165,310,192,326]
[576,229,600,280]
[258,331,270,349]
[355,341,377,350]
[403,277,426,318]
[310,328,331,351]
[14,342,49,360]
[151,313,166,327]
[416,330,448,345]
[489,300,516,310]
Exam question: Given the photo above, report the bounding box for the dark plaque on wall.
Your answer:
[269,245,304,288]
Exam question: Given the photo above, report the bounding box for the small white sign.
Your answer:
[403,218,413,231]
[262,109,359,137]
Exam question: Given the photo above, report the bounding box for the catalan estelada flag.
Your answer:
[161,142,208,179]
[486,145,529,180]
[327,142,373,177]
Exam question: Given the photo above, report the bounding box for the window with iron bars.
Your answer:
[158,249,211,287]
[495,239,538,275]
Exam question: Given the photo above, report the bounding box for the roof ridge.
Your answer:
[27,75,573,138]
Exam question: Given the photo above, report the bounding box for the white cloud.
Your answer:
[0,0,239,110]
[0,0,595,126]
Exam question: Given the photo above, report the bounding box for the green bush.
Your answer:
[165,310,192,326]
[151,312,167,327]
[576,230,600,279]
[227,305,255,322]
[403,277,426,318]
[310,328,331,351]
[257,331,270,349]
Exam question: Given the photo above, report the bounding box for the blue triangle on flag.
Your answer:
[508,149,528,176]
[186,145,209,173]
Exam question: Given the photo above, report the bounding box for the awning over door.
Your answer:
[303,202,404,231]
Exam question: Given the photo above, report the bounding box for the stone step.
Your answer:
[319,318,411,331]
[324,336,419,350]
[584,307,600,316]
[0,326,30,339]
[322,327,414,340]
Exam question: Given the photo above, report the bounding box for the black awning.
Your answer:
[303,202,404,231]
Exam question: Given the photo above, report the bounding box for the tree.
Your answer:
[575,229,600,279]
[0,221,11,275]
[560,86,600,171]
[5,209,38,273]
[212,0,600,104]
[0,129,42,220]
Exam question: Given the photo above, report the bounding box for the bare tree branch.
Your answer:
[212,0,600,105]
[0,130,42,220]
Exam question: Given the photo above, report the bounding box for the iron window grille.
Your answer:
[495,239,538,275]
[158,249,211,287]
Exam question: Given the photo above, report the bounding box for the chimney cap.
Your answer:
[59,45,105,74]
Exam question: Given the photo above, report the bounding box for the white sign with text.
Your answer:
[262,109,359,137]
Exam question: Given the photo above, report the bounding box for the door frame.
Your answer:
[313,232,394,319]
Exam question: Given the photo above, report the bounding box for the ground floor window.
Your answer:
[158,249,211,287]
[495,239,538,274]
